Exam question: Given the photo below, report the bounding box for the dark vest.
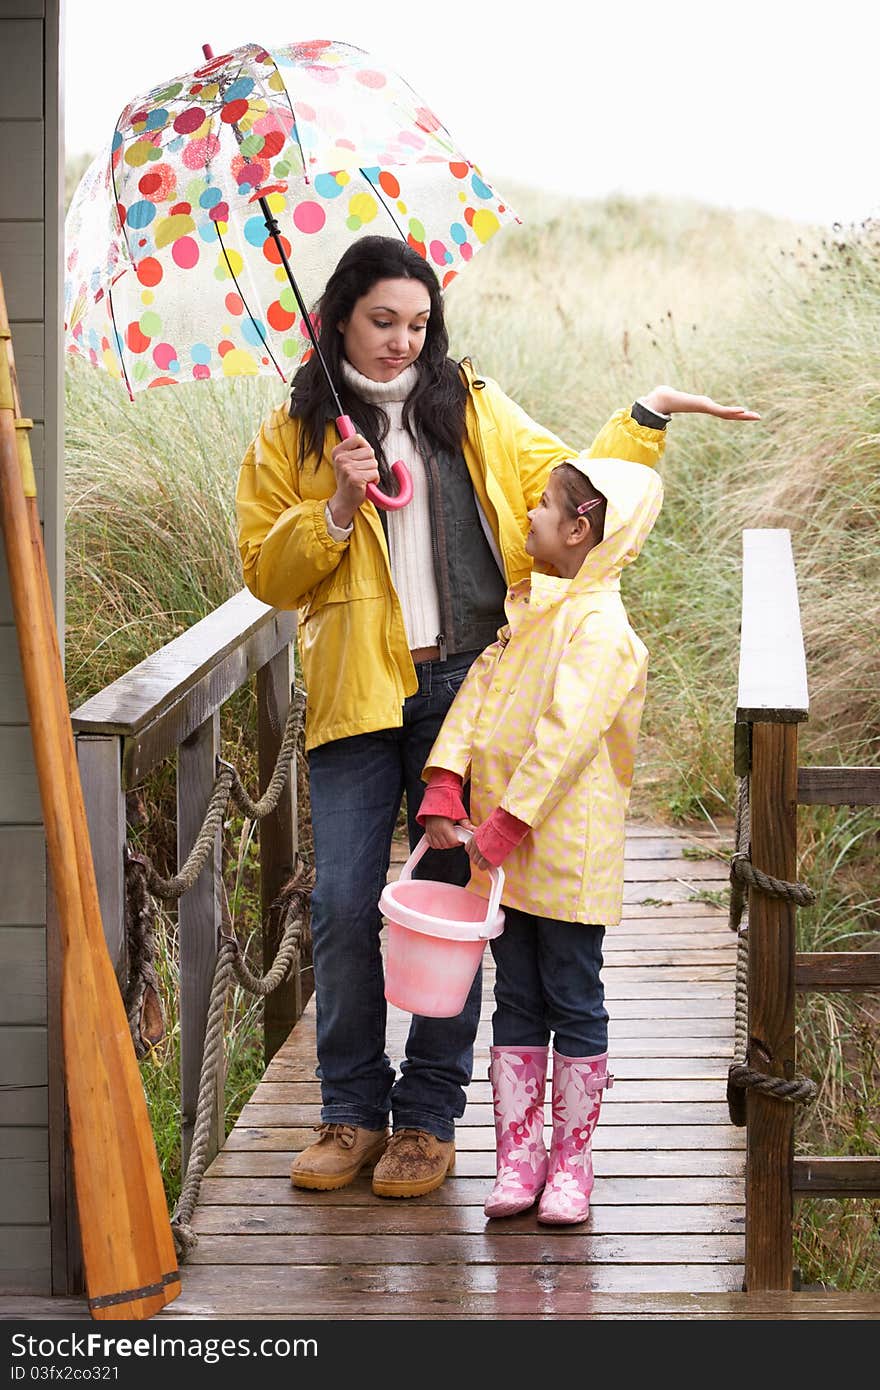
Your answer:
[417,438,508,656]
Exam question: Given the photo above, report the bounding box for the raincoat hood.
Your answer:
[563,455,664,593]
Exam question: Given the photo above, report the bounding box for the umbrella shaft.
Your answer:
[258,196,344,415]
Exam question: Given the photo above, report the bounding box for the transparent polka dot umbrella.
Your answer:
[64,38,519,504]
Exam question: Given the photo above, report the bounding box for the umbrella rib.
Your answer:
[266,53,310,183]
[214,227,286,382]
[108,121,136,272]
[359,168,407,243]
[105,280,134,402]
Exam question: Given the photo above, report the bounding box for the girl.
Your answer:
[417,416,750,1222]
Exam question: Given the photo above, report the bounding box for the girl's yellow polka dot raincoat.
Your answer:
[425,456,664,926]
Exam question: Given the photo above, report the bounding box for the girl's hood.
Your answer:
[567,456,663,592]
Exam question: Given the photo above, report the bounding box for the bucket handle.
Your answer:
[398,828,505,938]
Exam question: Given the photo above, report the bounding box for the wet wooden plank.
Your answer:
[619,902,728,919]
[625,823,732,838]
[238,1101,736,1129]
[191,1204,746,1236]
[624,839,732,860]
[252,1079,730,1106]
[207,1148,746,1179]
[264,1056,731,1082]
[603,947,737,963]
[615,860,730,882]
[164,1263,747,1303]
[277,1014,738,1056]
[8,1291,879,1320]
[197,1175,747,1207]
[224,1129,744,1157]
[604,938,735,956]
[612,924,733,946]
[622,883,731,906]
[185,1232,746,1266]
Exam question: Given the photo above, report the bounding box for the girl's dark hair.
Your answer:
[289,236,467,485]
[553,463,607,540]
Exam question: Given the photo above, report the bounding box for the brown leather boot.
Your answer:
[371,1128,455,1198]
[290,1123,389,1191]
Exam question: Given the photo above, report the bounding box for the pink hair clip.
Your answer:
[576,498,602,516]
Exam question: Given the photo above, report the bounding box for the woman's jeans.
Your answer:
[307,650,482,1142]
[490,907,608,1057]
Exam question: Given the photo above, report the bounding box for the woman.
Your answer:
[235,234,755,1199]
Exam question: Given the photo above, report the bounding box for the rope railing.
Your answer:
[121,685,314,1261]
[726,775,818,1124]
[140,688,305,902]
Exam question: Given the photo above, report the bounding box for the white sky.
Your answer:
[64,0,879,229]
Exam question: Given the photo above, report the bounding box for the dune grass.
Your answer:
[64,188,879,1284]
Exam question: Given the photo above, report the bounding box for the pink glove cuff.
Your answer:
[416,770,466,826]
[473,806,530,867]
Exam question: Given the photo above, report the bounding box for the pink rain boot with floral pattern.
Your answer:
[484,1045,549,1219]
[537,1049,613,1225]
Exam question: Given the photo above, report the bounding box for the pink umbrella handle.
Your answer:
[336,414,413,511]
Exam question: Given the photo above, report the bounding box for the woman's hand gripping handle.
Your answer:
[335,415,413,512]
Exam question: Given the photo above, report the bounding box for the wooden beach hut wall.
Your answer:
[0,0,66,1296]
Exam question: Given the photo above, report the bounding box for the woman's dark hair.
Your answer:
[553,463,607,541]
[289,236,467,485]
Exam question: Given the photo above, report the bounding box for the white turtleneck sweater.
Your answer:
[325,359,442,654]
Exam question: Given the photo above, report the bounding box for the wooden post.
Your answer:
[257,649,299,1063]
[76,734,126,988]
[746,719,799,1289]
[737,530,809,1291]
[177,712,224,1172]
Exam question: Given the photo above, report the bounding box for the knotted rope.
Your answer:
[170,864,313,1260]
[142,688,305,902]
[122,685,313,1261]
[122,849,166,1057]
[727,774,818,1123]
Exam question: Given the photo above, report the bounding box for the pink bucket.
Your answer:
[380,830,505,1018]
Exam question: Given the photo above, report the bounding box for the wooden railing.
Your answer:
[736,529,880,1290]
[70,589,303,1172]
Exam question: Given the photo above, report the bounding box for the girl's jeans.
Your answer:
[490,908,608,1056]
[307,650,482,1142]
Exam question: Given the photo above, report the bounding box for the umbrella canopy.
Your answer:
[64,38,519,396]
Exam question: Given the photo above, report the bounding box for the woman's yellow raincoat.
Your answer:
[424,457,664,926]
[236,363,666,751]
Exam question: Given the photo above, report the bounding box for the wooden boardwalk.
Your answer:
[168,821,755,1317]
[3,822,877,1320]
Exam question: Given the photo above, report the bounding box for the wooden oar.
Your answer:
[0,275,180,1319]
